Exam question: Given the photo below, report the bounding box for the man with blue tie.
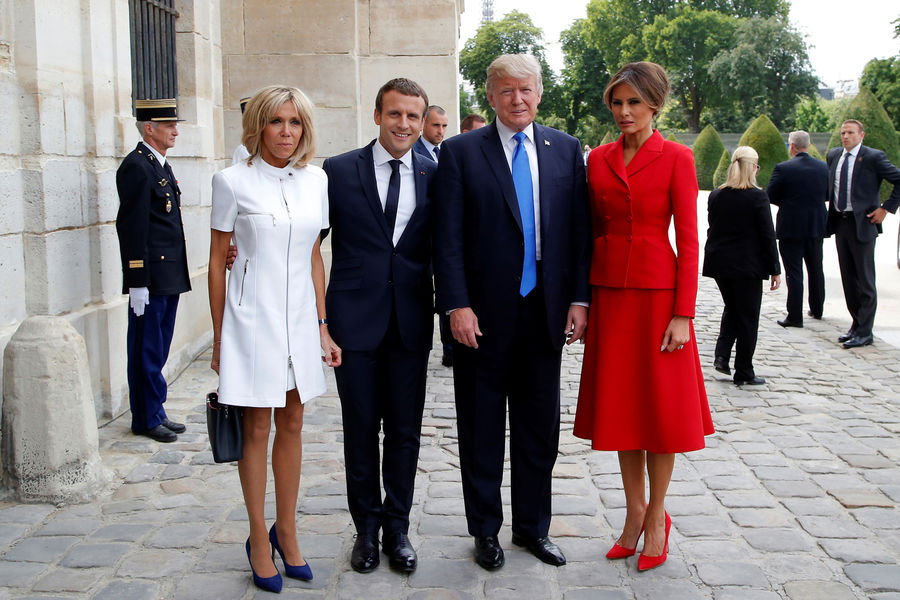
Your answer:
[433,54,591,570]
[323,79,436,574]
[826,119,900,348]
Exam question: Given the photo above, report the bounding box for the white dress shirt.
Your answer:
[834,142,861,212]
[495,119,542,260]
[373,140,416,246]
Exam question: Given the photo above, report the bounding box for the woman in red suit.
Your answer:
[574,62,713,571]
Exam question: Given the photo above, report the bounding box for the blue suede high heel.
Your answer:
[269,523,313,581]
[246,538,283,593]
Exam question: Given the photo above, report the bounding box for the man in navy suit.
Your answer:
[826,119,900,348]
[323,79,436,574]
[116,98,190,443]
[433,54,591,570]
[767,130,828,327]
[413,105,447,164]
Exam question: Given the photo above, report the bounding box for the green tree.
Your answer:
[709,17,818,130]
[860,56,900,129]
[556,18,613,136]
[692,124,726,190]
[713,148,731,187]
[793,97,830,132]
[738,114,789,187]
[643,7,738,132]
[459,85,478,122]
[459,11,556,116]
[807,142,824,161]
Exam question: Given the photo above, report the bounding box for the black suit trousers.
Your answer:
[453,278,561,540]
[778,238,825,322]
[714,278,763,382]
[334,311,429,537]
[834,213,877,337]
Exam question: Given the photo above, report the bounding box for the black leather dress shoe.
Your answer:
[843,334,873,349]
[807,311,822,320]
[838,331,856,343]
[382,532,417,573]
[351,535,379,573]
[474,536,504,570]
[713,357,731,375]
[777,319,803,328]
[136,425,177,443]
[511,533,566,566]
[161,418,186,433]
[734,376,766,386]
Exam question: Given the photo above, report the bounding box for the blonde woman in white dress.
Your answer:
[209,85,341,593]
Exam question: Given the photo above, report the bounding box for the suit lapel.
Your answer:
[626,130,664,177]
[533,123,551,246]
[481,123,524,232]
[356,141,393,242]
[604,136,629,187]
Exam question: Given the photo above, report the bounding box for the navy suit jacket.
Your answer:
[432,121,591,351]
[413,137,438,163]
[115,143,191,296]
[826,145,900,242]
[766,152,828,240]
[323,141,436,352]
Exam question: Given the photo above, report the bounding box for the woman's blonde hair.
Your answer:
[242,85,316,167]
[603,61,670,117]
[721,145,759,190]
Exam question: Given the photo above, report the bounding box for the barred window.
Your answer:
[128,0,179,108]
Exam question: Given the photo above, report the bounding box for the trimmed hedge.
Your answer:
[666,132,682,144]
[737,115,789,188]
[827,87,900,200]
[692,124,726,191]
[713,149,730,188]
[807,143,824,161]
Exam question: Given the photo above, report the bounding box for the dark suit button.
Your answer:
[515,275,521,282]
[626,236,632,242]
[626,215,632,222]
[388,280,393,286]
[392,251,398,256]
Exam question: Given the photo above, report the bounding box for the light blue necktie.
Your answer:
[512,132,536,296]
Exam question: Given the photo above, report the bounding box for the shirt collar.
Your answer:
[420,137,437,152]
[141,140,166,167]
[845,143,862,157]
[373,139,413,170]
[495,119,534,149]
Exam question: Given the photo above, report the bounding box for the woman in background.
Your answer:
[209,85,341,592]
[575,62,713,572]
[703,145,781,386]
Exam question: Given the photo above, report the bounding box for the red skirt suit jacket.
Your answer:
[588,130,699,314]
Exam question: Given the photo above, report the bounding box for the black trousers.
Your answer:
[453,279,562,540]
[834,213,877,337]
[334,313,429,537]
[778,237,825,322]
[714,278,763,382]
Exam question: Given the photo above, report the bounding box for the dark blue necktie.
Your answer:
[433,145,440,161]
[512,132,536,296]
[384,159,401,234]
[837,152,850,212]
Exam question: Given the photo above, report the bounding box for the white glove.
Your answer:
[129,287,150,317]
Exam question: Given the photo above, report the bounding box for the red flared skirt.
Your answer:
[574,287,714,453]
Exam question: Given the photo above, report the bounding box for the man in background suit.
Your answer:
[767,130,828,327]
[433,54,591,570]
[413,105,447,163]
[323,79,436,574]
[826,119,900,348]
[460,113,486,133]
[115,98,190,443]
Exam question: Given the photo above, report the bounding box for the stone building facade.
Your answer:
[0,0,463,421]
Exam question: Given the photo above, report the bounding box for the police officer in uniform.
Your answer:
[116,98,191,442]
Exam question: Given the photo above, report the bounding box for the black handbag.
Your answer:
[206,391,243,463]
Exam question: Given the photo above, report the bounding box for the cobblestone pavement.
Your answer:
[1,277,899,600]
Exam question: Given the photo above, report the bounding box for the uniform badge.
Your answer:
[159,178,168,187]
[166,200,172,213]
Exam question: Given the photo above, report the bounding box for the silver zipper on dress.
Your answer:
[238,259,249,305]
[282,180,295,378]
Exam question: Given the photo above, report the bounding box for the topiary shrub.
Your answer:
[692,124,726,191]
[712,149,730,188]
[666,132,682,144]
[807,142,824,161]
[827,87,900,200]
[599,131,616,146]
[738,115,789,188]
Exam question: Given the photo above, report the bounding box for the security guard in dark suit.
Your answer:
[116,98,191,442]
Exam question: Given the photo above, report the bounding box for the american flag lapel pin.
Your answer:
[544,140,551,146]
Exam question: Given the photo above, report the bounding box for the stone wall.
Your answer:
[0,0,463,425]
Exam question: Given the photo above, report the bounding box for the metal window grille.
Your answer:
[129,0,179,109]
